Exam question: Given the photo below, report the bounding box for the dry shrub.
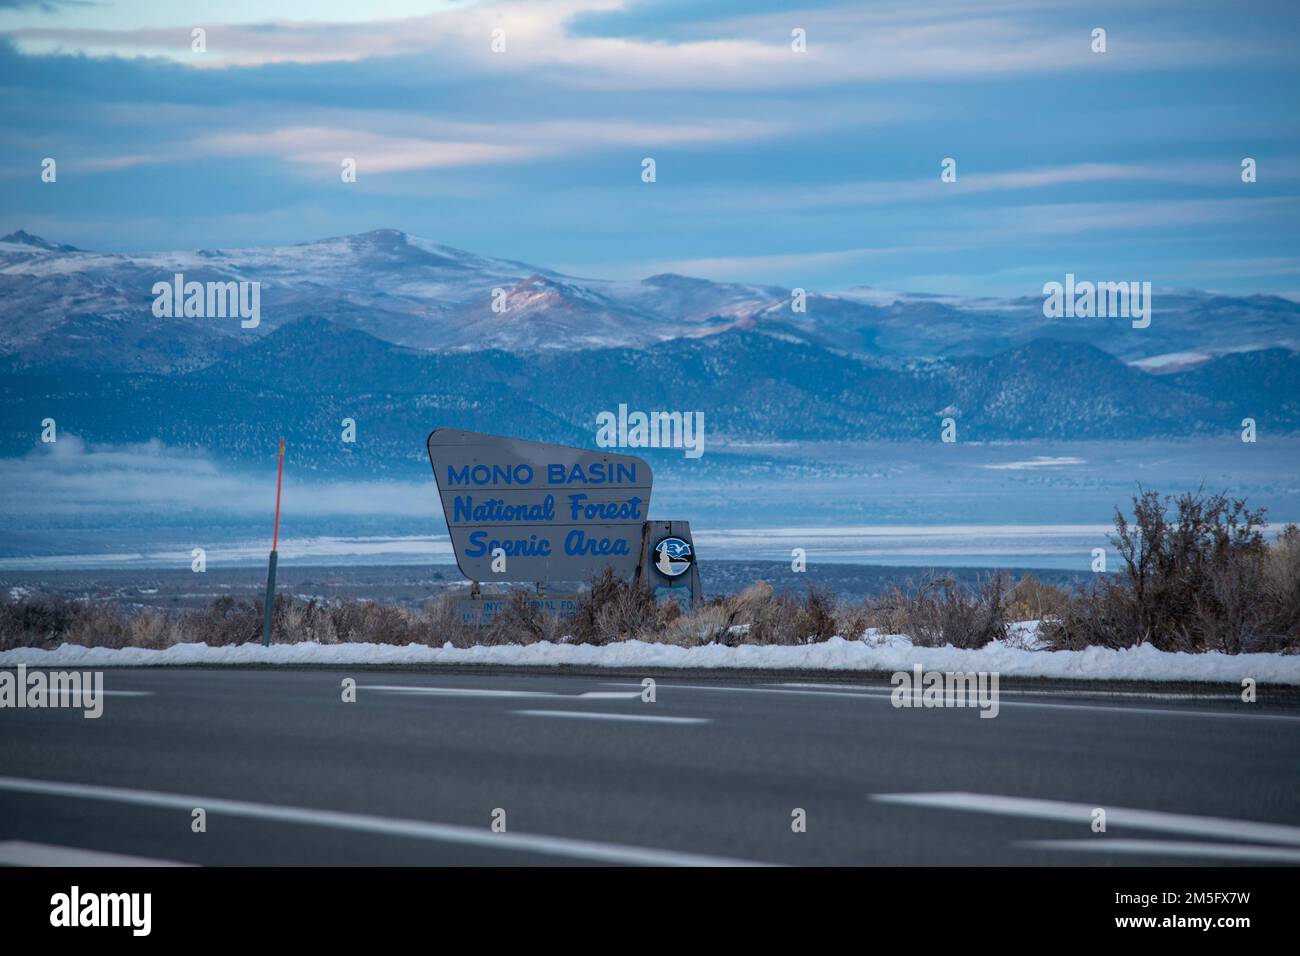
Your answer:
[62,603,131,649]
[1,598,188,651]
[277,598,337,644]
[833,600,874,641]
[1043,582,1138,651]
[749,586,838,645]
[1042,491,1299,654]
[422,595,479,648]
[839,586,914,638]
[481,588,564,645]
[128,610,174,650]
[654,595,683,630]
[571,567,657,644]
[1260,524,1300,648]
[902,574,1009,649]
[746,592,801,645]
[797,586,838,643]
[184,596,261,646]
[1005,574,1072,623]
[329,600,431,645]
[0,595,83,650]
[725,581,773,627]
[833,592,916,640]
[1117,488,1266,652]
[661,603,729,646]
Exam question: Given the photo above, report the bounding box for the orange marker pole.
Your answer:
[272,438,285,551]
[262,438,285,647]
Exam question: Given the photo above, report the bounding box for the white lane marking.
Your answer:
[605,682,888,701]
[2,690,154,709]
[607,682,1300,722]
[777,682,1241,701]
[514,709,710,725]
[872,792,1300,847]
[360,685,639,700]
[0,840,195,867]
[1021,839,1300,863]
[886,696,1300,722]
[982,688,1241,701]
[360,686,556,699]
[0,775,762,867]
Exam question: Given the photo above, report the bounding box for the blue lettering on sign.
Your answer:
[566,494,643,522]
[564,529,631,556]
[464,530,553,558]
[447,464,535,486]
[453,495,555,524]
[546,462,637,485]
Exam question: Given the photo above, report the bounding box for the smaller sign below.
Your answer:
[455,593,581,626]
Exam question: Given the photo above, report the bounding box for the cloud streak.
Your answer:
[195,116,785,173]
[2,0,1258,85]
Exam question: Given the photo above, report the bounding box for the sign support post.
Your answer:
[261,438,285,648]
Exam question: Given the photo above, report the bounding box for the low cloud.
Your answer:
[0,436,439,519]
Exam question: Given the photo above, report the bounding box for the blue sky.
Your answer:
[1,0,1298,296]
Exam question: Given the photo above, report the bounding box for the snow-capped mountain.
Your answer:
[4,228,1299,374]
[0,228,759,369]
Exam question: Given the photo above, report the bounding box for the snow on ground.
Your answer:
[3,623,1298,684]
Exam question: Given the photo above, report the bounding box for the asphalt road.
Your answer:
[2,668,1299,866]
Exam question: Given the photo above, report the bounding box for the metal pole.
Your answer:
[262,438,285,647]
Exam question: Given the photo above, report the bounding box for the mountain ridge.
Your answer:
[3,315,1295,475]
[4,228,1298,373]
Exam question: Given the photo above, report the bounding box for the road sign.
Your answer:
[427,428,653,582]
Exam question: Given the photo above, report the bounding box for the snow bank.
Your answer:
[3,626,1297,684]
